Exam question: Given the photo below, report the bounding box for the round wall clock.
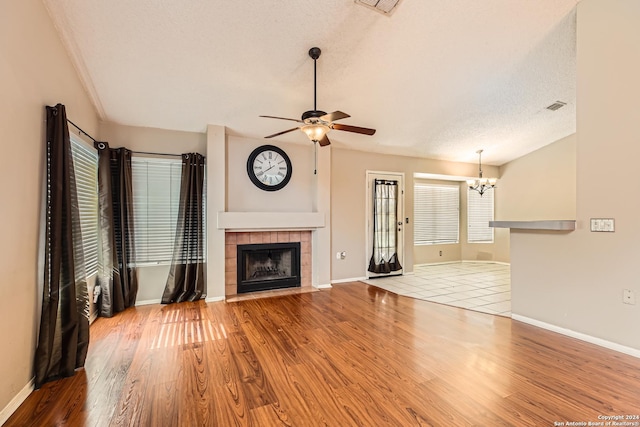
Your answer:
[246,144,292,191]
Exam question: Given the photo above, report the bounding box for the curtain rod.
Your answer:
[67,119,182,157]
[67,119,97,143]
[131,150,182,158]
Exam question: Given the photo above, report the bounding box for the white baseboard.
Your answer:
[462,260,510,266]
[414,260,510,267]
[414,261,460,267]
[512,314,640,359]
[314,283,333,289]
[205,296,224,303]
[331,277,367,284]
[0,378,34,425]
[135,299,161,306]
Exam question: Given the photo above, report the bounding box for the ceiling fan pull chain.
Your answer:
[314,140,318,175]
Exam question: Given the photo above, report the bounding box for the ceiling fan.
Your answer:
[260,47,376,147]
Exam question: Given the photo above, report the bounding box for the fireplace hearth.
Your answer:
[237,242,301,293]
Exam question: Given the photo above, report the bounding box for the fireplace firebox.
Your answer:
[237,242,301,293]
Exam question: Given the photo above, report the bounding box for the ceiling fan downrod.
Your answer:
[300,47,327,121]
[309,47,321,112]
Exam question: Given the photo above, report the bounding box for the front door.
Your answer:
[366,171,404,278]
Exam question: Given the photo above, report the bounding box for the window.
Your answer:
[70,135,99,276]
[467,188,494,243]
[413,183,459,245]
[131,157,183,264]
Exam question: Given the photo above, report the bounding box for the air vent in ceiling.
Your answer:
[355,0,403,16]
[546,101,567,111]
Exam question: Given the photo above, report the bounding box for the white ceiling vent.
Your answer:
[546,101,567,111]
[355,0,403,16]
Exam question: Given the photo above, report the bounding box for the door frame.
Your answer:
[365,170,405,279]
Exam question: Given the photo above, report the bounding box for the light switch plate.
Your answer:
[590,218,615,232]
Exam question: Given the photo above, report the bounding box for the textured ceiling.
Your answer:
[43,0,579,165]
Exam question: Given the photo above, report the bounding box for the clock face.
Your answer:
[246,145,292,191]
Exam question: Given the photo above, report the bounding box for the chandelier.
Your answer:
[467,149,497,196]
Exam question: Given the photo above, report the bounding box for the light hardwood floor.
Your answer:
[6,282,640,426]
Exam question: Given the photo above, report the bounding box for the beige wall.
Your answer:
[99,121,206,154]
[225,136,331,288]
[0,0,99,415]
[331,148,500,281]
[226,136,315,212]
[497,133,576,221]
[510,0,640,351]
[414,243,461,264]
[493,133,577,262]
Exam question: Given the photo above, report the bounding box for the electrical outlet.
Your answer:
[439,251,443,256]
[623,289,636,305]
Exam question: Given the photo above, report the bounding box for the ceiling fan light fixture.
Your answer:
[301,123,330,142]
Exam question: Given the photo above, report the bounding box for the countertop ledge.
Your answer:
[489,220,576,231]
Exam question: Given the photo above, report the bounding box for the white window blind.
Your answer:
[413,183,459,245]
[70,136,99,276]
[131,157,182,264]
[467,188,494,243]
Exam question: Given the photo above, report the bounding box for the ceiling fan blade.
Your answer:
[320,111,350,122]
[318,135,331,147]
[265,127,300,138]
[332,123,376,136]
[260,115,303,123]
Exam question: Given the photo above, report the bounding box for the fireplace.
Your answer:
[237,242,301,293]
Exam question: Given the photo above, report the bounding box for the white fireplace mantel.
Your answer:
[217,211,325,232]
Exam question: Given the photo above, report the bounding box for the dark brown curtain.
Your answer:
[368,179,403,274]
[162,153,206,303]
[94,142,138,317]
[34,104,90,389]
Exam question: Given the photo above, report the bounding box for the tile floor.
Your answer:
[363,262,511,316]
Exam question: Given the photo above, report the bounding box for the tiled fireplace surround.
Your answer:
[225,231,313,296]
